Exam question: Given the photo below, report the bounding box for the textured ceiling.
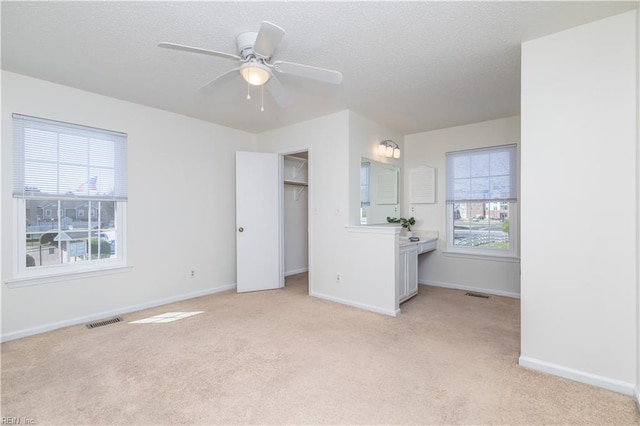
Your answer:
[2,1,637,135]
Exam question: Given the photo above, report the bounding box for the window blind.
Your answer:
[360,161,370,204]
[13,114,128,200]
[446,144,516,203]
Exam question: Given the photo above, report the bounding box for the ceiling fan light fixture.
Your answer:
[240,62,271,86]
[159,21,342,109]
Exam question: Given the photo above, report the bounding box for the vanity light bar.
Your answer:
[378,140,400,159]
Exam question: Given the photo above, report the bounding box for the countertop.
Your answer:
[399,231,439,248]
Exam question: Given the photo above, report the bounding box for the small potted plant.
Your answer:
[387,216,416,237]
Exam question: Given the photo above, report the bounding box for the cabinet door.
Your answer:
[398,250,407,302]
[407,249,418,296]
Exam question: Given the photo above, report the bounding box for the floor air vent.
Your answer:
[465,292,490,299]
[86,317,122,329]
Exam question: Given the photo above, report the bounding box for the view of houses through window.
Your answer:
[25,199,117,267]
[452,201,511,249]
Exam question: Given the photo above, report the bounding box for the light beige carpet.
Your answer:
[1,273,639,425]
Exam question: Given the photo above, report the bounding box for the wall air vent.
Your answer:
[86,317,122,329]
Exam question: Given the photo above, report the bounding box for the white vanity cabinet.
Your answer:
[398,235,437,305]
[399,244,418,303]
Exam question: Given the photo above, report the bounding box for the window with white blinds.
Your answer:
[446,144,516,203]
[13,114,127,200]
[360,161,370,205]
[11,114,128,282]
[360,161,370,224]
[445,144,518,258]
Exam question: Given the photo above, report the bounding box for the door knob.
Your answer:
[238,227,244,232]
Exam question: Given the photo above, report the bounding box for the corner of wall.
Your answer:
[248,132,259,152]
[636,4,640,406]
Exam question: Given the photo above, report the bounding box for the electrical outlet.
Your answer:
[189,270,195,278]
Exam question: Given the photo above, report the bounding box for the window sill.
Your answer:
[442,250,520,263]
[5,265,132,288]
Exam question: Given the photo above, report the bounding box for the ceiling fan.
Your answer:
[158,21,343,110]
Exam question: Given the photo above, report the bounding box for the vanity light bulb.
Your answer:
[386,146,394,157]
[378,143,387,156]
[393,148,401,159]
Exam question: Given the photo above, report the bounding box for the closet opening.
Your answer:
[281,150,310,295]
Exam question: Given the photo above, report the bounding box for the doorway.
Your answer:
[281,150,310,294]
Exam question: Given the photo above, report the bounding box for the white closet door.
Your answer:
[236,151,281,293]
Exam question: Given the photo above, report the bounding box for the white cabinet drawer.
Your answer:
[418,240,437,254]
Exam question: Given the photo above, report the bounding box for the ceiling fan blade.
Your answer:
[266,75,292,108]
[253,21,285,59]
[198,68,240,92]
[158,42,240,61]
[272,61,343,85]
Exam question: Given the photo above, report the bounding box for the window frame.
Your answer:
[10,114,128,285]
[445,144,519,260]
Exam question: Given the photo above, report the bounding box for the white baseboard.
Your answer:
[285,267,309,277]
[310,291,399,317]
[0,284,237,343]
[419,279,520,299]
[635,386,640,409]
[519,356,635,396]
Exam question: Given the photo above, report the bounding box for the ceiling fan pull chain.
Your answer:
[246,80,251,100]
[261,85,265,112]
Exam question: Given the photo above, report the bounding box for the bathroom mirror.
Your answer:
[360,158,400,225]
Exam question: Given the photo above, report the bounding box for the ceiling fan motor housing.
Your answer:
[236,31,259,59]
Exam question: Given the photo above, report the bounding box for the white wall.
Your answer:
[520,11,638,394]
[347,111,404,313]
[257,111,402,316]
[1,71,256,340]
[257,110,350,295]
[404,116,521,297]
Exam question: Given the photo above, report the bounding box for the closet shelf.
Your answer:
[284,156,307,180]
